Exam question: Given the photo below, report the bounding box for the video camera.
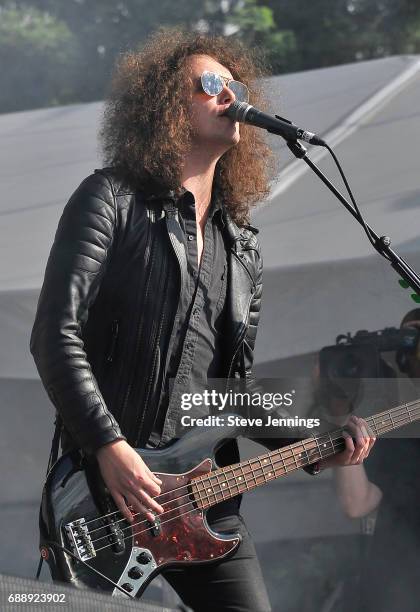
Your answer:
[320,327,419,381]
[318,327,420,406]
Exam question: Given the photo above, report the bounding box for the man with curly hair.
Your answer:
[30,28,375,611]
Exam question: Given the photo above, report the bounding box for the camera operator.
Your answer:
[310,312,420,611]
[359,308,420,612]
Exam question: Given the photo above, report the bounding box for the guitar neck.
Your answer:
[192,397,420,510]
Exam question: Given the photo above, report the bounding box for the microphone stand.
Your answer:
[285,139,420,301]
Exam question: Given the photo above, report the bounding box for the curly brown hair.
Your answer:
[99,27,274,225]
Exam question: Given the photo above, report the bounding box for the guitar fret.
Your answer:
[303,439,318,465]
[258,457,268,484]
[300,440,311,466]
[369,414,379,436]
[193,481,204,508]
[380,415,389,431]
[254,457,263,485]
[328,432,335,456]
[389,411,395,429]
[195,478,212,509]
[249,460,258,489]
[314,435,323,461]
[268,453,276,479]
[226,466,236,496]
[203,476,217,507]
[278,450,287,475]
[215,471,226,501]
[261,457,269,483]
[239,463,248,492]
[297,446,305,466]
[318,435,330,459]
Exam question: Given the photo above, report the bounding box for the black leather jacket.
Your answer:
[30,168,264,456]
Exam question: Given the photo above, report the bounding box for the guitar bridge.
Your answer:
[64,518,96,561]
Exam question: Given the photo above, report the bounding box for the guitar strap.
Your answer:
[35,412,63,579]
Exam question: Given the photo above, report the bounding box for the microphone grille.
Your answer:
[223,100,250,122]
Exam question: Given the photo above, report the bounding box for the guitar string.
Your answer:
[87,430,351,542]
[82,397,420,530]
[83,399,420,534]
[85,401,420,540]
[87,405,420,551]
[92,411,411,555]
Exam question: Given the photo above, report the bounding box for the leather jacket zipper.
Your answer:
[225,291,254,389]
[135,248,169,446]
[232,249,256,291]
[106,319,119,363]
[119,219,153,425]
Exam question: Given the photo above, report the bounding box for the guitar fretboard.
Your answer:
[191,397,420,509]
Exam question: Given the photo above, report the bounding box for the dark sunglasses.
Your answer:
[199,70,249,103]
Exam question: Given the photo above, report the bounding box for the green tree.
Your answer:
[3,0,286,108]
[0,4,79,112]
[350,0,420,55]
[261,0,420,71]
[230,0,297,73]
[260,0,361,69]
[14,0,212,102]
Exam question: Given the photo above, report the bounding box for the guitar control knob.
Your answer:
[137,552,152,564]
[122,583,134,592]
[128,566,144,579]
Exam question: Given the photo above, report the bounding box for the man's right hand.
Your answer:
[96,439,164,523]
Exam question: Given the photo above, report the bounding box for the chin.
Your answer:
[226,133,240,149]
[223,126,240,145]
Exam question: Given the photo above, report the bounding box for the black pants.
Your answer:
[161,503,272,612]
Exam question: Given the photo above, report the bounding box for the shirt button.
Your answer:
[188,235,194,241]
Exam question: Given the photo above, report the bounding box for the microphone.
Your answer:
[223,100,326,146]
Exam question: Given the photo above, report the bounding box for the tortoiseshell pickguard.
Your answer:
[131,459,240,566]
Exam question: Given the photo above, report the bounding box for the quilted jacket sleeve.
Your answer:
[242,238,320,473]
[30,172,126,455]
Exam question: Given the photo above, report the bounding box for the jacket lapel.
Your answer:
[222,210,256,355]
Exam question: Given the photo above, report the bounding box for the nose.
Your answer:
[218,84,236,106]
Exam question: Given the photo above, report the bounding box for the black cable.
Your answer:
[323,143,390,259]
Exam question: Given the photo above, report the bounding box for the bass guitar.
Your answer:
[38,398,420,599]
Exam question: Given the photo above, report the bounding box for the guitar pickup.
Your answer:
[104,518,125,554]
[147,517,161,537]
[64,518,96,561]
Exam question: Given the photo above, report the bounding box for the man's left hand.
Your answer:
[319,415,376,469]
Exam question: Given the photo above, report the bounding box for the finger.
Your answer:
[146,468,163,486]
[351,417,367,461]
[359,424,370,455]
[344,416,360,436]
[365,435,376,458]
[359,419,373,459]
[364,422,375,438]
[344,423,365,463]
[353,436,366,463]
[111,490,135,523]
[138,475,161,497]
[137,489,164,514]
[342,431,355,464]
[125,493,156,523]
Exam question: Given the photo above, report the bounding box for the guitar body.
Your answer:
[39,424,242,598]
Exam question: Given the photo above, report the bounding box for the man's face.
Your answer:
[187,54,241,154]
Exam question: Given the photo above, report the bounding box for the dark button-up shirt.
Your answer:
[148,189,228,446]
